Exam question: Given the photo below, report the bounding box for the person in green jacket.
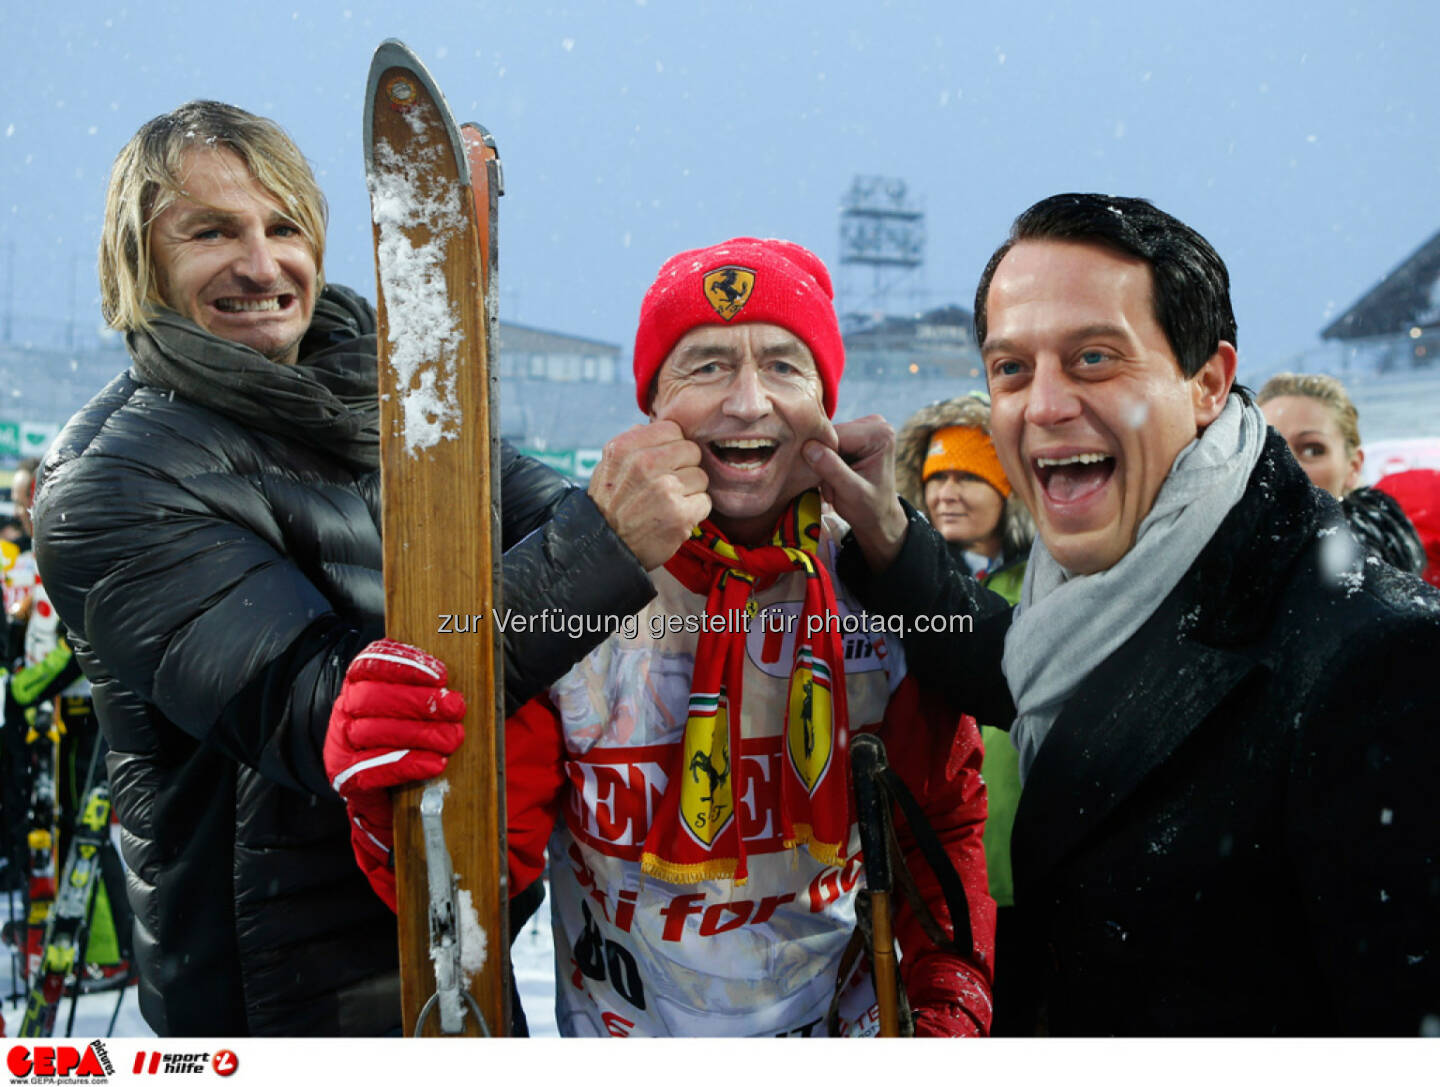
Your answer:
[894,393,1037,1033]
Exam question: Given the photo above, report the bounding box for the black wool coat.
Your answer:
[33,318,653,1036]
[839,430,1440,1035]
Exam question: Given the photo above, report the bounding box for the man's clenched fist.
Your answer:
[804,415,910,572]
[588,420,711,570]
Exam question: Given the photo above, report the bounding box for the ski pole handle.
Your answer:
[869,890,899,1037]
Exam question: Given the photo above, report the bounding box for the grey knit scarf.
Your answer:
[127,284,381,472]
[1003,394,1268,782]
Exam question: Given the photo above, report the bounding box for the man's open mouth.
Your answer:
[1034,452,1115,503]
[709,438,778,470]
[214,294,292,313]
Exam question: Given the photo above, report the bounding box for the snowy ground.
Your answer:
[512,890,560,1037]
[1,887,148,1038]
[0,975,143,1039]
[2,886,561,1039]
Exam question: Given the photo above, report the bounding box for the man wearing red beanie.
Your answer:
[505,237,996,1036]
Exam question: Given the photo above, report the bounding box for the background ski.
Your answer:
[20,706,60,990]
[363,40,507,1036]
[460,123,501,316]
[16,748,110,1039]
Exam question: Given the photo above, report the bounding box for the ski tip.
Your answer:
[368,39,427,91]
[460,122,497,151]
[460,123,504,198]
[362,38,467,182]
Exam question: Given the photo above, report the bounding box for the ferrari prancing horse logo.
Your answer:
[703,266,756,320]
[680,691,733,847]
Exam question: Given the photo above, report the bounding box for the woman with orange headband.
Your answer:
[895,395,1033,597]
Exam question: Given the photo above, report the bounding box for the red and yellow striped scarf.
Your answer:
[642,491,851,884]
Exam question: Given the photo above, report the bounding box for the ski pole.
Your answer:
[63,879,99,1038]
[62,740,104,1038]
[6,870,19,1019]
[105,972,129,1037]
[851,732,899,1037]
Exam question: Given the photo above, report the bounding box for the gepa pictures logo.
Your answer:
[7,1042,113,1081]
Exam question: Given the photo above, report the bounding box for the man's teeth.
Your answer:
[1035,452,1111,468]
[714,439,776,450]
[711,438,777,467]
[215,297,282,313]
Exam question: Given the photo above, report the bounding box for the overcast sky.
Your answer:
[5,0,1438,386]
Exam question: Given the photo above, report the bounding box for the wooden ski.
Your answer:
[363,39,507,1037]
[460,123,502,317]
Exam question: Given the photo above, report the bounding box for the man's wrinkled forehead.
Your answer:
[662,324,817,370]
[645,322,823,414]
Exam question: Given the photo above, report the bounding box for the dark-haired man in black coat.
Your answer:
[811,193,1440,1036]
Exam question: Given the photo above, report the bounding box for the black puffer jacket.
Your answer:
[33,295,653,1036]
[1342,485,1427,576]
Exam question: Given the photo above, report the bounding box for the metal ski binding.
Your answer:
[412,784,487,1036]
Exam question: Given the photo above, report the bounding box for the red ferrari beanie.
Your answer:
[632,237,844,416]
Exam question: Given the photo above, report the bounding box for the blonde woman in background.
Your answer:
[1258,373,1425,575]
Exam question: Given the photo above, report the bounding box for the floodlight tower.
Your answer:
[837,176,926,329]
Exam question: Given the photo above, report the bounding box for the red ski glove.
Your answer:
[906,952,994,1037]
[325,639,466,910]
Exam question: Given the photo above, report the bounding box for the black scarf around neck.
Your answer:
[127,283,381,472]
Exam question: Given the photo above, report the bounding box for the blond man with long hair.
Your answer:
[31,101,670,1035]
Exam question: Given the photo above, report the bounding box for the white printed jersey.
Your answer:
[4,551,88,697]
[3,549,36,621]
[26,577,90,698]
[546,516,905,1037]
